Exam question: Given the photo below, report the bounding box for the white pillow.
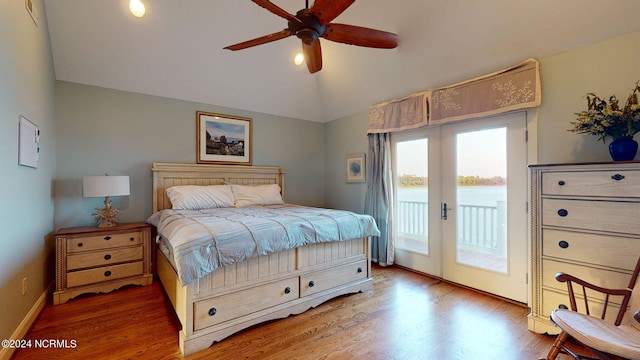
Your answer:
[231,184,284,207]
[166,185,234,210]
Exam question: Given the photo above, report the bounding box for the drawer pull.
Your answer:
[129,237,135,241]
[104,270,112,277]
[611,174,625,181]
[557,209,568,217]
[104,254,112,260]
[558,304,569,310]
[104,236,112,241]
[558,180,565,186]
[357,267,363,273]
[284,286,291,294]
[78,242,83,247]
[558,241,569,249]
[308,281,315,288]
[208,307,217,316]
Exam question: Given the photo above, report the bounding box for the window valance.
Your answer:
[367,91,430,134]
[367,59,540,133]
[430,58,540,124]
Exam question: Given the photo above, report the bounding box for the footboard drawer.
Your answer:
[300,260,367,297]
[193,277,299,331]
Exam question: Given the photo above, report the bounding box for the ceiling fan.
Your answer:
[224,0,398,73]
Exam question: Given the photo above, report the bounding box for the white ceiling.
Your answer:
[43,0,640,123]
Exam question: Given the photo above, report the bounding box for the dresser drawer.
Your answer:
[193,277,299,331]
[542,259,631,294]
[67,245,143,270]
[542,229,639,270]
[541,289,621,324]
[542,170,640,198]
[67,231,142,253]
[300,260,367,297]
[542,198,640,234]
[67,261,143,288]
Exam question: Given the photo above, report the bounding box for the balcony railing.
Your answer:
[396,200,506,257]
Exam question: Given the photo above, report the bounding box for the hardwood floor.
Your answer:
[12,265,581,359]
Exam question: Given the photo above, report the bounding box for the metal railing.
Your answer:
[396,200,506,257]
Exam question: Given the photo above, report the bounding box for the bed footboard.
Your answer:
[156,237,372,356]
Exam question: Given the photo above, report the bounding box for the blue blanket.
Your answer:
[147,204,380,285]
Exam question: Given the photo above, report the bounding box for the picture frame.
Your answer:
[346,153,365,182]
[196,111,252,165]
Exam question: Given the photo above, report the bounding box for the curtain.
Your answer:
[364,133,394,266]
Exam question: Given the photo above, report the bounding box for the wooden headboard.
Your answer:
[151,162,285,212]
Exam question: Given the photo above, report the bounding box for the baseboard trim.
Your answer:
[0,282,52,360]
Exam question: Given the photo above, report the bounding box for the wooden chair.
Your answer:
[543,256,640,360]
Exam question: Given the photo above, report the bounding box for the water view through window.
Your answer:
[395,127,507,273]
[456,128,507,273]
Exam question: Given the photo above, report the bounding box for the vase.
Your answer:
[609,136,638,161]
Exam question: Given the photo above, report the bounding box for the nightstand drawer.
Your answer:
[67,261,143,288]
[542,170,640,198]
[67,231,142,253]
[67,245,143,270]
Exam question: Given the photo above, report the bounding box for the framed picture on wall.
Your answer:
[346,153,365,182]
[196,111,252,165]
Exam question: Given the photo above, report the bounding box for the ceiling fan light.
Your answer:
[129,0,145,17]
[294,53,304,66]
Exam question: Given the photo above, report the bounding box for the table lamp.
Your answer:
[83,175,130,227]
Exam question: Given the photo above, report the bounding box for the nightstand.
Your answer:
[53,222,154,305]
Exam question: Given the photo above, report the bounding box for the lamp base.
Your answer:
[98,218,118,228]
[92,197,121,228]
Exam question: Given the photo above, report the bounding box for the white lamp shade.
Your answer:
[83,176,130,198]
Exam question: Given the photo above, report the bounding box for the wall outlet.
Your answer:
[22,277,28,296]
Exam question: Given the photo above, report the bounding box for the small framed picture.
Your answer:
[346,153,365,182]
[196,111,252,165]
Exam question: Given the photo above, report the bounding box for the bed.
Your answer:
[149,162,377,355]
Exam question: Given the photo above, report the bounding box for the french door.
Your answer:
[392,111,528,302]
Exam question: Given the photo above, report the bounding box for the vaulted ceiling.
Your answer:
[43,0,640,122]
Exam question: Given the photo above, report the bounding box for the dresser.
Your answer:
[528,161,640,334]
[54,222,153,305]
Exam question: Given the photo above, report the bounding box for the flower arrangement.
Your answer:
[569,81,640,142]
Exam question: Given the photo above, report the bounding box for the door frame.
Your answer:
[391,110,538,303]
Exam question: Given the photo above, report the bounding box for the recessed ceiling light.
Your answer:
[129,0,145,17]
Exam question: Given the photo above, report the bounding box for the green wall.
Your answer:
[0,0,56,345]
[538,31,640,163]
[54,82,326,229]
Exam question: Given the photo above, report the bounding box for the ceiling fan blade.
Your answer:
[302,40,322,73]
[310,0,355,26]
[224,29,292,51]
[323,23,398,48]
[252,0,301,23]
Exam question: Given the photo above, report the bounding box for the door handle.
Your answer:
[441,202,450,220]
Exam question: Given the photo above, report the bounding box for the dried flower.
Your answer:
[569,81,640,142]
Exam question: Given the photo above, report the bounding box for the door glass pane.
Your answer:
[456,128,507,273]
[395,139,428,254]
